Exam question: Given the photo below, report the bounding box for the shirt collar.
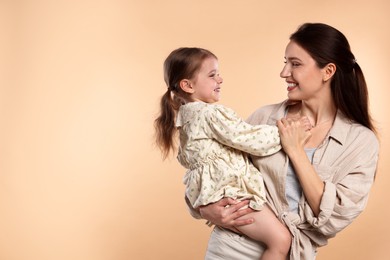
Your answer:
[327,110,352,146]
[268,100,352,146]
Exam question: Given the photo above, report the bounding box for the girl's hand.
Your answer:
[199,198,254,232]
[277,118,311,155]
[299,116,313,131]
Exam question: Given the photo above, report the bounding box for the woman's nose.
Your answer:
[280,65,291,78]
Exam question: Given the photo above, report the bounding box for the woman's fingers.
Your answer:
[199,199,255,228]
[223,200,254,226]
[225,199,249,211]
[232,207,255,226]
[221,197,240,207]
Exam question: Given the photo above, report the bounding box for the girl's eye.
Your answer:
[292,62,300,67]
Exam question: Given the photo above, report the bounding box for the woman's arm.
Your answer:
[287,147,324,216]
[198,198,255,232]
[305,130,378,237]
[278,118,379,236]
[277,118,325,216]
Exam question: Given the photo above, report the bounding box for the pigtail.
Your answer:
[154,89,180,159]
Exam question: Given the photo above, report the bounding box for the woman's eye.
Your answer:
[292,63,300,67]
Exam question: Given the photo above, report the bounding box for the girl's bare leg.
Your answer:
[235,205,291,260]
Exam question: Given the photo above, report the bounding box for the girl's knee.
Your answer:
[267,228,291,256]
[276,229,292,255]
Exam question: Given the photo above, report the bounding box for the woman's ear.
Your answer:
[323,63,336,82]
[179,79,195,94]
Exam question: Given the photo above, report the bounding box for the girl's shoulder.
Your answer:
[206,103,236,114]
[181,102,237,116]
[176,102,206,126]
[176,102,232,125]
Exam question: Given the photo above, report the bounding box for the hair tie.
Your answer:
[350,58,357,70]
[168,83,178,91]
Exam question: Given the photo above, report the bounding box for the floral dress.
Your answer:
[176,101,281,211]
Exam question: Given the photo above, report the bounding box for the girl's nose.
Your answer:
[217,75,223,84]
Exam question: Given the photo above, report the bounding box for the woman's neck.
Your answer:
[302,103,336,127]
[288,100,337,128]
[287,100,337,148]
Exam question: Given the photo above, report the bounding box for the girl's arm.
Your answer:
[205,105,281,156]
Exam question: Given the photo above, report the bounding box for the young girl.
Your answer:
[154,47,310,260]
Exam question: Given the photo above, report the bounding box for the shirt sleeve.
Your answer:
[301,130,379,237]
[204,105,281,156]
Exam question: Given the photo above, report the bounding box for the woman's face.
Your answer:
[280,41,328,101]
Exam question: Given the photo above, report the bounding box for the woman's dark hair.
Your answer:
[290,23,376,133]
[154,47,217,159]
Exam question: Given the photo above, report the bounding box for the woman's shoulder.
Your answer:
[348,122,379,147]
[246,99,290,124]
[333,113,379,151]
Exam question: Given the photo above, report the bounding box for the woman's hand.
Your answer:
[199,198,254,232]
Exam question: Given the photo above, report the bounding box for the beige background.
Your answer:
[1,0,389,259]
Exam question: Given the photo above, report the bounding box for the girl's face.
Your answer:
[280,41,329,101]
[189,57,223,103]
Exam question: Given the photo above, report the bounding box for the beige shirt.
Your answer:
[176,101,281,210]
[246,100,379,259]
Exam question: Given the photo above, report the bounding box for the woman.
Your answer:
[196,23,379,259]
